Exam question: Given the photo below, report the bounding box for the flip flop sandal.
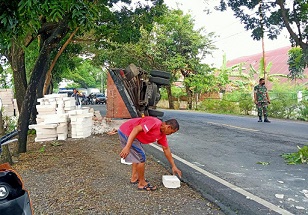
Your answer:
[138,183,157,191]
[130,179,149,184]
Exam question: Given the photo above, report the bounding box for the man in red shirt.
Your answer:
[118,116,181,191]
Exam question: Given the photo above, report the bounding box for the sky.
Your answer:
[163,0,291,67]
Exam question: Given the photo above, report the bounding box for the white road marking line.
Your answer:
[149,144,293,215]
[207,122,259,132]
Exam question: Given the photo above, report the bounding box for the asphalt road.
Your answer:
[145,109,308,215]
[93,104,308,215]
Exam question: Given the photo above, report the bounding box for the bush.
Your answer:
[198,98,239,114]
[297,100,308,121]
[268,93,298,119]
[238,93,254,115]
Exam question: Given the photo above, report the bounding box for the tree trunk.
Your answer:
[166,85,174,109]
[186,85,193,110]
[0,111,13,164]
[37,72,46,99]
[8,43,27,113]
[17,20,69,153]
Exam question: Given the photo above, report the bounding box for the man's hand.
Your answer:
[254,101,258,105]
[267,100,271,104]
[120,146,130,159]
[172,166,182,178]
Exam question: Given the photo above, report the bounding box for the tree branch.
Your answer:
[43,27,80,95]
[276,0,301,46]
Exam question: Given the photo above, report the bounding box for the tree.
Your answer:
[0,0,162,153]
[99,9,216,109]
[288,46,306,83]
[63,59,102,88]
[218,0,308,66]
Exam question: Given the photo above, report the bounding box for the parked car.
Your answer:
[94,93,107,104]
[58,88,74,97]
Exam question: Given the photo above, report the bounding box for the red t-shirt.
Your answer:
[119,116,168,147]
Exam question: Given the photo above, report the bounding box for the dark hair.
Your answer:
[259,78,265,82]
[165,119,179,130]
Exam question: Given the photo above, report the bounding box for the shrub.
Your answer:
[297,100,308,121]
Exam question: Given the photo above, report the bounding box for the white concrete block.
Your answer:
[57,124,68,133]
[58,133,68,140]
[35,137,57,142]
[121,158,132,165]
[29,124,58,129]
[162,175,181,188]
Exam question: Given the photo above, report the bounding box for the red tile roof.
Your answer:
[226,46,308,89]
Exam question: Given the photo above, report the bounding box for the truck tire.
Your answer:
[150,70,171,79]
[149,77,170,86]
[148,109,164,117]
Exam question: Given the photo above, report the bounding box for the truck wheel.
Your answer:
[149,77,170,86]
[150,70,171,79]
[148,109,164,117]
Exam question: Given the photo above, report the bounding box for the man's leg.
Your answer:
[130,163,138,183]
[136,162,147,187]
[136,162,157,191]
[257,103,262,122]
[263,104,270,122]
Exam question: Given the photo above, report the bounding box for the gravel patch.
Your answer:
[13,134,224,215]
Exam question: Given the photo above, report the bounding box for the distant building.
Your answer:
[227,46,308,89]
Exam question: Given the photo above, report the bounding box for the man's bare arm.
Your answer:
[162,146,182,177]
[120,125,143,158]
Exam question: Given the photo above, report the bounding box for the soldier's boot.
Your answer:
[258,116,262,122]
[264,116,270,123]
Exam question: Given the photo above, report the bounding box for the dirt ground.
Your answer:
[13,133,225,215]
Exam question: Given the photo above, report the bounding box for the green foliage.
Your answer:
[62,59,102,88]
[172,87,185,99]
[28,129,36,135]
[2,115,17,133]
[106,1,167,44]
[39,145,46,153]
[288,47,306,81]
[159,86,186,100]
[238,93,254,115]
[217,1,308,66]
[298,100,308,121]
[267,82,301,119]
[0,64,13,88]
[282,146,308,165]
[99,8,215,81]
[185,71,218,94]
[198,98,239,114]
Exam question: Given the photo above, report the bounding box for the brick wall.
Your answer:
[106,73,131,119]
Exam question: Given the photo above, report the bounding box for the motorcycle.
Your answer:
[0,131,33,215]
[87,93,95,105]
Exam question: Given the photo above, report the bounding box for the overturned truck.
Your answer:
[107,64,171,118]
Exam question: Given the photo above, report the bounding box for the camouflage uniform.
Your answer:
[254,84,268,117]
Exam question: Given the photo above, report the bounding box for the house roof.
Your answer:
[226,46,308,89]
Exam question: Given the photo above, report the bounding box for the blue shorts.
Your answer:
[118,130,146,163]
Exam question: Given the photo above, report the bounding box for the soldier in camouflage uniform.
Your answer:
[254,78,271,122]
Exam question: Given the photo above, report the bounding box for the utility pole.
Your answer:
[259,0,266,80]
